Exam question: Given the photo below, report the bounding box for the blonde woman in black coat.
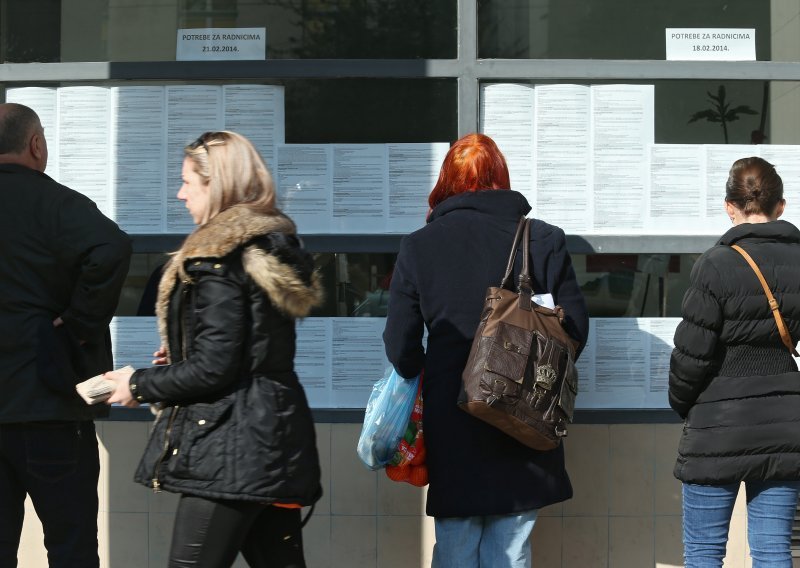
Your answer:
[383,133,589,568]
[104,131,323,568]
[669,157,800,568]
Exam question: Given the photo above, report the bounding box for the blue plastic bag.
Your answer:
[357,368,420,471]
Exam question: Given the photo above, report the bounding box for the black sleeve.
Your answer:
[56,191,132,341]
[668,255,723,418]
[382,238,425,380]
[133,263,247,403]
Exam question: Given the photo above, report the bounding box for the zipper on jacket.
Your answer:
[180,280,191,360]
[150,405,179,492]
[151,280,191,492]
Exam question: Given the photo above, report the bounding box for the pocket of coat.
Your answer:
[25,422,80,482]
[484,322,533,384]
[35,320,86,394]
[169,396,235,480]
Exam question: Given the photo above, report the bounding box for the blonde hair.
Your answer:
[184,131,276,223]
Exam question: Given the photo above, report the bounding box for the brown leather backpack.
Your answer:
[458,217,579,450]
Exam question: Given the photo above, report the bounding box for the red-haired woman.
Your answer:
[383,133,589,567]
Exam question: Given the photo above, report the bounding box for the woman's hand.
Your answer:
[104,367,138,407]
[153,345,168,366]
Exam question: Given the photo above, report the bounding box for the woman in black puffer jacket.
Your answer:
[104,131,323,568]
[669,157,800,568]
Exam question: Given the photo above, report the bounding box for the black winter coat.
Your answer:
[0,164,131,423]
[133,206,324,505]
[383,190,589,517]
[669,221,800,484]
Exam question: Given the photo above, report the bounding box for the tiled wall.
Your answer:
[18,422,759,567]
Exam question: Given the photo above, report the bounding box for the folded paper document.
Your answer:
[75,366,133,405]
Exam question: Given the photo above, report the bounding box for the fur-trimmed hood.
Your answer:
[156,206,323,346]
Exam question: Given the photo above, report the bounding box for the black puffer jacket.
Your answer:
[133,206,323,505]
[669,221,800,484]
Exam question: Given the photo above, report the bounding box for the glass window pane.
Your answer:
[575,254,696,318]
[285,79,457,144]
[479,0,795,61]
[0,0,456,63]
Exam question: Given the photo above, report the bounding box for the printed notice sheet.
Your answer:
[166,86,223,233]
[534,84,591,231]
[110,317,161,371]
[295,318,333,408]
[58,87,113,218]
[223,85,284,169]
[592,85,654,232]
[332,145,388,233]
[6,87,59,179]
[480,83,536,208]
[294,317,387,408]
[647,144,704,232]
[276,145,333,233]
[387,143,449,233]
[112,87,166,233]
[575,318,678,409]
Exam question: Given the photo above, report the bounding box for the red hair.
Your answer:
[428,133,511,209]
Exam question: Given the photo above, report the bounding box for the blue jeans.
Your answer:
[432,510,538,568]
[683,481,800,568]
[0,421,100,568]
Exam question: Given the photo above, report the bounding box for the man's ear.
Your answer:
[30,132,43,161]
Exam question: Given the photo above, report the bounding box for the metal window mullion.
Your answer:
[2,59,800,82]
[475,59,800,81]
[457,0,479,135]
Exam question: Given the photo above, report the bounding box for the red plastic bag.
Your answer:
[385,378,428,486]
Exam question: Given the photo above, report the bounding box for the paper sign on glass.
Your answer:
[177,28,266,61]
[665,28,755,61]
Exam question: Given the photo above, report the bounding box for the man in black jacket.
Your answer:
[0,103,132,567]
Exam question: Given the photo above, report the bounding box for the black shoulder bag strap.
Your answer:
[731,244,799,356]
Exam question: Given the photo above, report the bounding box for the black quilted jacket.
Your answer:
[132,206,323,505]
[669,220,800,484]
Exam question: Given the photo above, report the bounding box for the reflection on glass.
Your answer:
[478,0,794,61]
[0,0,456,63]
[575,254,693,318]
[299,252,700,319]
[311,253,395,317]
[117,253,170,317]
[118,251,702,319]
